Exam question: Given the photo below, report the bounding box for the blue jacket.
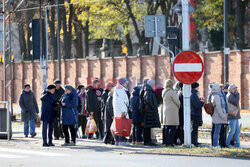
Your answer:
[221,90,228,113]
[130,86,144,124]
[190,89,204,117]
[61,89,78,125]
[40,91,56,123]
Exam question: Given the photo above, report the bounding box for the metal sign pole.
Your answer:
[182,0,192,147]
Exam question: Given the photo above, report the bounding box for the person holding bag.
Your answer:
[112,78,130,146]
[211,83,227,148]
[226,84,241,148]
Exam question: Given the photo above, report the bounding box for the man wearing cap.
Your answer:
[190,82,205,146]
[19,84,39,138]
[40,85,56,147]
[53,80,65,140]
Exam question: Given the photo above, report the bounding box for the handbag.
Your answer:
[85,118,98,134]
[204,102,214,115]
[110,117,132,137]
[228,103,239,117]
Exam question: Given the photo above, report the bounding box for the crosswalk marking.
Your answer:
[0,148,68,157]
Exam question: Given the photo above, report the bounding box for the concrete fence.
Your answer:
[0,50,249,109]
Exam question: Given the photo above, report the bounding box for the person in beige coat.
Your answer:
[162,79,180,146]
[211,83,227,148]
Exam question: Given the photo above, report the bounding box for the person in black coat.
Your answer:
[190,82,205,146]
[174,82,184,145]
[143,79,161,146]
[41,85,56,147]
[131,86,144,145]
[103,90,115,144]
[53,80,65,140]
[85,80,103,139]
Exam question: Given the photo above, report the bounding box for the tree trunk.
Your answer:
[84,19,89,58]
[236,0,247,50]
[49,1,57,60]
[72,12,83,58]
[18,23,26,60]
[125,33,133,56]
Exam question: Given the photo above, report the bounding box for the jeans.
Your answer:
[114,135,126,143]
[226,119,240,147]
[213,124,222,147]
[164,125,176,145]
[24,119,35,136]
[211,124,227,147]
[42,121,54,144]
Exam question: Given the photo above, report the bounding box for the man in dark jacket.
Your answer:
[19,84,39,138]
[41,85,56,147]
[103,90,114,144]
[53,80,65,140]
[190,82,205,146]
[131,86,144,145]
[85,80,103,139]
[143,79,161,146]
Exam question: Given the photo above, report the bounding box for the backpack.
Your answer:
[204,102,214,115]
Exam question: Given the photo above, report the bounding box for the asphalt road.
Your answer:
[1,147,250,167]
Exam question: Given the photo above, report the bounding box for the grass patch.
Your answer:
[146,147,250,159]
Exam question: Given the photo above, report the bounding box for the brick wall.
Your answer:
[0,50,249,109]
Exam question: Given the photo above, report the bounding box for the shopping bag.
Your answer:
[110,117,132,137]
[85,118,98,134]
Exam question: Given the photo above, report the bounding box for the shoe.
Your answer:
[43,143,49,147]
[226,145,233,148]
[25,135,28,138]
[69,141,76,146]
[82,136,87,139]
[119,142,130,146]
[31,133,37,138]
[54,137,59,140]
[61,143,70,146]
[213,145,221,149]
[49,143,55,147]
[135,142,143,146]
[144,142,157,146]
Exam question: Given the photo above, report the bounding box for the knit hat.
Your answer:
[211,83,220,93]
[164,79,173,89]
[118,78,128,86]
[54,80,61,84]
[77,85,85,90]
[64,85,73,90]
[228,84,237,93]
[47,84,56,90]
[224,84,229,90]
[147,79,155,89]
[191,82,199,89]
[24,84,30,88]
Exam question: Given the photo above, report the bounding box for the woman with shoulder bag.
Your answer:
[211,83,227,148]
[226,84,241,148]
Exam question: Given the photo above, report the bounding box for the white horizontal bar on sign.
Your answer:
[174,63,202,72]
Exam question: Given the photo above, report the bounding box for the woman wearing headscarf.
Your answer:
[162,79,180,146]
[226,84,241,148]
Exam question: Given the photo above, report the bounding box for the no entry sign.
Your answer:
[173,51,204,84]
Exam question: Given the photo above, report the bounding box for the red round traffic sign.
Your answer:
[173,51,204,84]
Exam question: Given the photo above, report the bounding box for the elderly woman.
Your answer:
[61,85,78,146]
[162,79,180,146]
[211,83,227,148]
[226,84,241,148]
[143,79,161,146]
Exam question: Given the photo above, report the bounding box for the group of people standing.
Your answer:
[19,77,241,148]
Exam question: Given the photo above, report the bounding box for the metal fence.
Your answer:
[0,101,12,140]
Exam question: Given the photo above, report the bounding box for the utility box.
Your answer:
[0,102,12,140]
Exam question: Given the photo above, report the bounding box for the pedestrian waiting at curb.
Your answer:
[19,84,39,138]
[226,84,241,148]
[77,85,87,138]
[61,85,78,146]
[41,85,56,147]
[190,82,205,147]
[210,83,228,148]
[53,80,65,140]
[162,79,180,147]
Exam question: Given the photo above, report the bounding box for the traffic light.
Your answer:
[31,19,46,60]
[167,26,182,53]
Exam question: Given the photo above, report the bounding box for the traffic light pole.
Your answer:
[224,0,229,85]
[57,0,61,82]
[182,0,192,147]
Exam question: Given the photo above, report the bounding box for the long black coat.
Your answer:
[54,87,65,118]
[143,85,161,128]
[104,94,114,133]
[40,91,56,123]
[101,89,110,120]
[178,90,184,126]
[85,86,101,120]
